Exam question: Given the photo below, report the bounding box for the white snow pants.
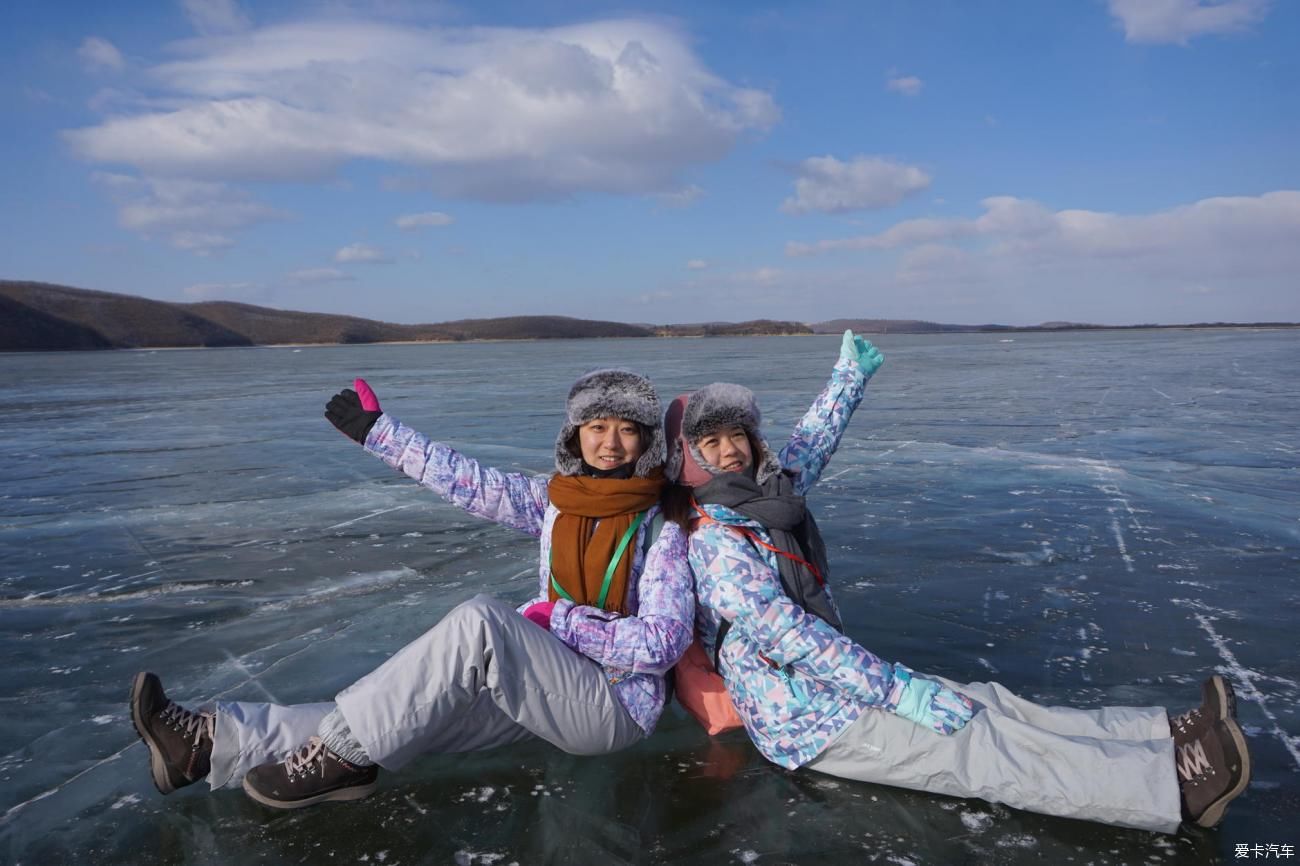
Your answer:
[207,595,645,788]
[806,678,1183,834]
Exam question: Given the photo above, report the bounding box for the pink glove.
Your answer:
[324,377,382,444]
[523,601,556,630]
[354,378,381,412]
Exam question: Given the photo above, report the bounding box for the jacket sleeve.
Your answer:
[549,520,694,675]
[689,522,903,710]
[778,357,869,495]
[363,413,550,537]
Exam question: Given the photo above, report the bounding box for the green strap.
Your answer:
[598,510,646,609]
[548,510,648,610]
[549,572,574,602]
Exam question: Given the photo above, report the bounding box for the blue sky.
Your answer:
[1,0,1296,326]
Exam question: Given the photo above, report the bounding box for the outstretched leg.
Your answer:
[807,681,1184,833]
[334,594,644,767]
[242,594,644,809]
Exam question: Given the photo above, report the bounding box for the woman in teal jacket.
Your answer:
[663,332,1250,833]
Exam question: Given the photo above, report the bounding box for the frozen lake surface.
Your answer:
[1,330,1297,864]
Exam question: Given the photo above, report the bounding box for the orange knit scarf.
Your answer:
[546,471,665,615]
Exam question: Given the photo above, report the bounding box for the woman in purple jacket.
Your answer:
[664,332,1251,833]
[129,369,694,809]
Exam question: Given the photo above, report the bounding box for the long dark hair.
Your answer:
[660,483,697,532]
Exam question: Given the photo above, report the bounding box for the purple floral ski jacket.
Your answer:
[689,357,913,768]
[364,416,694,735]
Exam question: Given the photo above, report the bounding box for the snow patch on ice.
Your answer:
[995,833,1038,849]
[453,853,484,866]
[110,794,140,810]
[960,810,994,832]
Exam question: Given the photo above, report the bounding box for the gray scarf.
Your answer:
[693,470,843,641]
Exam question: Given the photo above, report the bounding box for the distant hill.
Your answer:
[1,280,1294,352]
[811,317,1299,334]
[810,318,1010,335]
[654,319,812,337]
[0,281,653,350]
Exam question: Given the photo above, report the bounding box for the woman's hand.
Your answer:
[522,601,556,630]
[891,664,975,735]
[325,378,383,444]
[839,329,884,378]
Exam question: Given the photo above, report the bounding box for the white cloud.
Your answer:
[686,259,709,270]
[395,211,453,230]
[792,190,1300,261]
[783,191,1300,321]
[92,172,284,255]
[78,37,124,72]
[788,216,975,256]
[896,244,970,283]
[287,267,353,284]
[172,231,236,254]
[731,266,784,286]
[885,74,923,96]
[182,0,251,35]
[782,156,931,215]
[334,242,393,263]
[655,185,704,207]
[65,17,778,201]
[1107,0,1271,44]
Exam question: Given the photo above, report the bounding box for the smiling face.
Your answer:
[576,416,644,471]
[694,425,753,475]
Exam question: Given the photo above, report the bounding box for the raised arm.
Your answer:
[548,518,694,675]
[778,331,882,495]
[326,379,550,536]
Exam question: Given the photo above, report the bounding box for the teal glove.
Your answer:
[839,329,884,377]
[891,664,975,735]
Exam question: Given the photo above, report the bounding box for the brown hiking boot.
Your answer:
[242,736,379,809]
[129,672,214,794]
[1176,717,1251,828]
[1169,675,1237,749]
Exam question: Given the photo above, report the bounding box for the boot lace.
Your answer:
[283,736,328,781]
[1175,739,1214,784]
[1170,706,1203,730]
[161,701,214,747]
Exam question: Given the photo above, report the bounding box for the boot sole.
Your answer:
[1206,675,1237,721]
[1195,718,1252,828]
[241,775,378,810]
[129,672,177,795]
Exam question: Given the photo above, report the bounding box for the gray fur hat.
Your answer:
[678,382,782,483]
[554,368,666,477]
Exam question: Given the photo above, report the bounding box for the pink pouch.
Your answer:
[674,640,743,735]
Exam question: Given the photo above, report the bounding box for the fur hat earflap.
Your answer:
[680,383,782,483]
[554,368,665,477]
[664,393,713,487]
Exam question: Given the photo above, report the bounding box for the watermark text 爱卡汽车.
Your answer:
[1236,844,1295,859]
